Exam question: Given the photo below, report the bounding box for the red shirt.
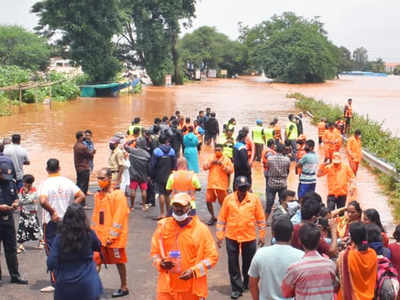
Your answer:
[389,242,400,279]
[291,223,331,257]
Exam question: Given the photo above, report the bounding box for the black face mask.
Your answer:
[109,144,117,151]
[238,187,248,193]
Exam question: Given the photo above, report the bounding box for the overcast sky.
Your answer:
[2,0,400,62]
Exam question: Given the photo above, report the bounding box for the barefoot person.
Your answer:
[92,168,130,298]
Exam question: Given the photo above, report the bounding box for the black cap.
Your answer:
[235,176,250,188]
[0,160,14,180]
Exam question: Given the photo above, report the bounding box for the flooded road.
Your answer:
[0,78,294,181]
[272,75,400,137]
[0,76,396,299]
[0,76,395,229]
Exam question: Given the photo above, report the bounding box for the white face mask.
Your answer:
[172,212,189,222]
[288,201,300,210]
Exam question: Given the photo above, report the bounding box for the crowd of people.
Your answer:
[1,98,400,300]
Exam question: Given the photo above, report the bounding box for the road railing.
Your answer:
[304,111,399,181]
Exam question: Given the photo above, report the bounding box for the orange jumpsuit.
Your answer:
[346,136,362,175]
[318,121,326,143]
[245,137,254,164]
[151,216,218,300]
[203,154,233,204]
[273,124,282,141]
[92,189,130,264]
[318,163,354,197]
[216,192,266,243]
[323,129,342,160]
[296,144,306,174]
[261,147,276,171]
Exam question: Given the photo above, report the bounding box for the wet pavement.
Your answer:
[0,77,395,299]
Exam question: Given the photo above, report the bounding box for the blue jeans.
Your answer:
[298,183,316,199]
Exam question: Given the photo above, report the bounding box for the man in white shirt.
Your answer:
[38,158,85,293]
[3,134,30,190]
[248,216,304,300]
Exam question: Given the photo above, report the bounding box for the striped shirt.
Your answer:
[281,251,338,300]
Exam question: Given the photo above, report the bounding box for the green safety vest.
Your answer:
[264,128,274,144]
[252,126,265,144]
[286,121,298,140]
[220,133,234,159]
[128,124,143,136]
[228,123,235,133]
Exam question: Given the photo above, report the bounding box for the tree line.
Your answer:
[1,3,395,85]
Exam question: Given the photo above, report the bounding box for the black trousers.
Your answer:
[254,143,263,162]
[0,214,20,279]
[43,221,58,285]
[327,195,347,211]
[76,169,90,205]
[147,180,156,206]
[266,185,287,214]
[226,238,257,293]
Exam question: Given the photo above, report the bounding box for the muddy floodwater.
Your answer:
[0,76,396,229]
[273,75,400,137]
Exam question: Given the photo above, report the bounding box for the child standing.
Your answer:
[16,174,43,253]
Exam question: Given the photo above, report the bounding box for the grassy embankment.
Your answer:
[288,92,400,220]
[0,66,81,116]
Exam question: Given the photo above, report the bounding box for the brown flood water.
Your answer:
[0,76,395,229]
[272,75,400,137]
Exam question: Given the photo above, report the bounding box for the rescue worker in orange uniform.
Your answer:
[92,167,130,298]
[273,118,282,144]
[295,134,307,175]
[261,139,276,172]
[344,98,353,135]
[203,144,234,225]
[216,176,266,299]
[322,122,342,162]
[166,158,201,215]
[335,118,345,136]
[346,129,363,175]
[318,118,326,145]
[151,193,219,300]
[242,127,255,165]
[317,152,355,211]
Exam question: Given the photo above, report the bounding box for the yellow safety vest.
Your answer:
[286,121,298,140]
[128,124,143,136]
[264,128,274,144]
[220,133,234,159]
[252,126,265,144]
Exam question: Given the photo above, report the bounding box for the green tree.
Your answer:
[240,12,338,83]
[117,0,197,86]
[352,47,368,71]
[336,46,353,72]
[367,58,385,73]
[32,0,123,83]
[394,65,400,75]
[178,26,249,76]
[0,25,51,71]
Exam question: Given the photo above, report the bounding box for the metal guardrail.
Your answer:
[304,110,399,180]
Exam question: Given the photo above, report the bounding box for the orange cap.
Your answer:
[332,152,341,163]
[170,193,191,206]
